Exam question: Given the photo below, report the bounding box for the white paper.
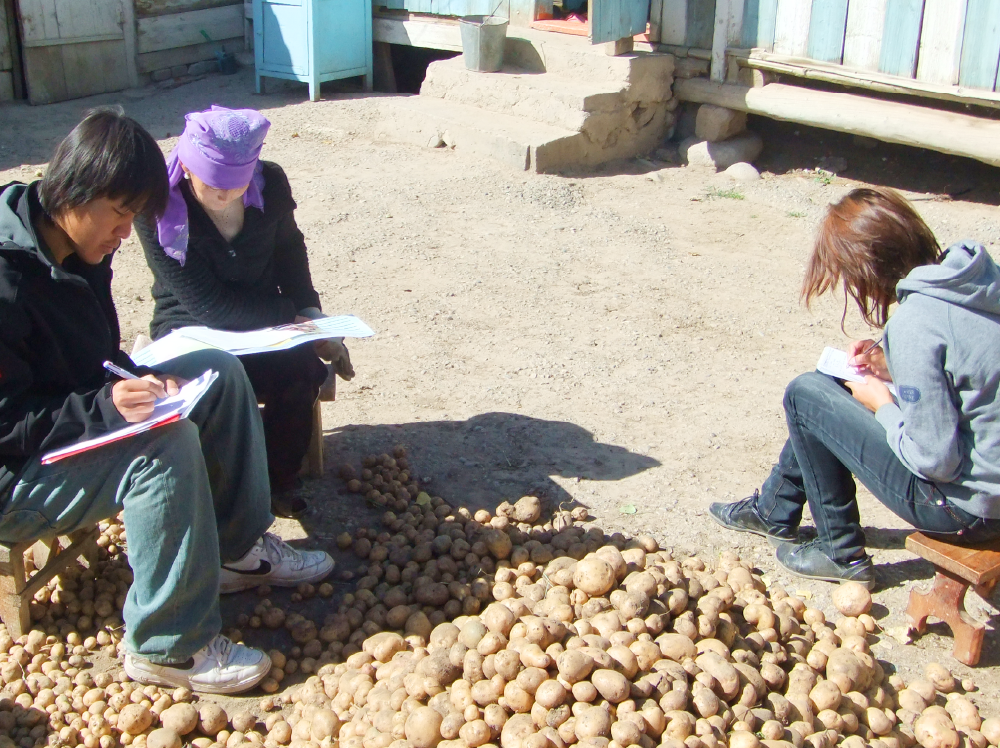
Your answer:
[41,370,219,464]
[816,347,897,396]
[131,315,376,367]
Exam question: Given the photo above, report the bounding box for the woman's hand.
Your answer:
[315,338,355,381]
[846,375,895,413]
[848,338,891,381]
[112,374,171,423]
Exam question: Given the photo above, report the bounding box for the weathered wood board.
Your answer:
[0,0,10,71]
[137,4,243,54]
[916,0,967,86]
[843,0,886,71]
[137,35,242,72]
[878,0,923,78]
[135,0,241,17]
[807,0,848,63]
[959,0,1000,90]
[772,0,810,57]
[660,0,688,45]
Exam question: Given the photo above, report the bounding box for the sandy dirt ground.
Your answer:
[3,67,1000,710]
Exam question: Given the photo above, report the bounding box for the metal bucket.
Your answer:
[459,16,508,73]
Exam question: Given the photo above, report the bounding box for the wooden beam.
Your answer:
[710,0,730,81]
[878,0,924,78]
[960,0,1000,91]
[807,0,848,64]
[2,0,23,98]
[737,48,1000,110]
[137,5,243,54]
[135,0,241,18]
[122,0,140,88]
[673,77,1000,167]
[137,36,242,73]
[372,17,463,51]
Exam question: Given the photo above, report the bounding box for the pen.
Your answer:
[103,361,140,381]
[857,337,884,358]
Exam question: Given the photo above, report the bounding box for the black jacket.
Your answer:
[135,161,321,339]
[0,182,134,500]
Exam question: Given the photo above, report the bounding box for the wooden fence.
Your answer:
[135,0,244,76]
[662,0,1000,96]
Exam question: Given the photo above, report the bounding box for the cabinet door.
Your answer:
[312,0,371,74]
[261,0,310,74]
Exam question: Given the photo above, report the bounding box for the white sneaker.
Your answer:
[219,532,335,593]
[124,635,270,694]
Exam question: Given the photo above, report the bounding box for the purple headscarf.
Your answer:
[156,105,271,264]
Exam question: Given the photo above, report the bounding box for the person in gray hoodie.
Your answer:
[709,187,1000,589]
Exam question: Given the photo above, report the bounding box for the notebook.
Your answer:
[41,369,218,465]
[816,347,897,396]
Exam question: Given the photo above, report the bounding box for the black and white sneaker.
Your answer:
[124,635,270,694]
[219,532,334,593]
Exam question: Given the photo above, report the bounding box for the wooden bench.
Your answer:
[905,532,1000,666]
[0,529,100,639]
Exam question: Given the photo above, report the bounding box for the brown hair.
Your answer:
[802,187,940,328]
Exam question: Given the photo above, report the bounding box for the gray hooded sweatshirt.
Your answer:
[875,242,1000,518]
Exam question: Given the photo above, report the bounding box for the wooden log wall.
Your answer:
[135,0,243,75]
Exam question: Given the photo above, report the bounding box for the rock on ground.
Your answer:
[724,162,761,182]
[681,131,764,170]
[695,105,747,143]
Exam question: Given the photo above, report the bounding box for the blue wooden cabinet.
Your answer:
[254,0,373,101]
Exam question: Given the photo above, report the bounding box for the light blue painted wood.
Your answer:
[741,0,778,49]
[959,0,1000,90]
[878,0,924,77]
[591,0,650,43]
[254,0,373,101]
[807,0,848,62]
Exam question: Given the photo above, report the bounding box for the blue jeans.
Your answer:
[756,372,1000,560]
[0,350,273,663]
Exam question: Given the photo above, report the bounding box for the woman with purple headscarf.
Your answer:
[136,106,354,517]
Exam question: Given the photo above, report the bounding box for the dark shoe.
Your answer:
[709,491,799,543]
[271,482,309,518]
[775,539,875,589]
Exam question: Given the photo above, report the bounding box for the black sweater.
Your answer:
[135,161,321,339]
[0,182,134,500]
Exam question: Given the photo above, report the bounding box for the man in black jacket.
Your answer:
[0,109,333,694]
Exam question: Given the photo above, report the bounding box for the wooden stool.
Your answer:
[905,532,1000,666]
[0,529,99,639]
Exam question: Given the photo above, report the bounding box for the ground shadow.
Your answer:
[319,411,660,514]
[877,557,935,591]
[863,526,912,550]
[751,116,1000,207]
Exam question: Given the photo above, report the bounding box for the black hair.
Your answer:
[38,107,169,218]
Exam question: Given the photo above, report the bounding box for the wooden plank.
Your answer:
[959,0,1000,91]
[740,0,777,49]
[61,39,128,99]
[136,35,241,72]
[843,0,886,70]
[711,0,730,80]
[0,0,10,70]
[137,4,244,53]
[371,16,463,50]
[135,0,241,18]
[2,0,22,98]
[673,77,1000,167]
[660,0,688,45]
[906,532,1000,586]
[687,0,716,49]
[807,0,848,63]
[22,44,68,104]
[738,48,1000,109]
[648,0,664,41]
[879,0,924,78]
[916,0,966,85]
[0,71,12,100]
[772,0,810,57]
[122,0,140,87]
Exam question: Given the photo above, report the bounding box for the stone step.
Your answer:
[504,27,675,101]
[375,95,674,173]
[420,56,626,133]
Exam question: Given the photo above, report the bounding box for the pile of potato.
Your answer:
[2,447,1000,748]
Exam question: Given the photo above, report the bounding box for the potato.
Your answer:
[462,720,493,747]
[575,706,613,739]
[946,698,981,732]
[809,682,842,713]
[730,732,762,748]
[658,634,697,662]
[980,719,1000,746]
[312,710,342,741]
[926,664,957,695]
[832,583,872,617]
[146,728,182,748]
[502,713,538,748]
[915,712,960,748]
[591,669,630,703]
[161,704,199,735]
[405,707,444,748]
[574,558,616,597]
